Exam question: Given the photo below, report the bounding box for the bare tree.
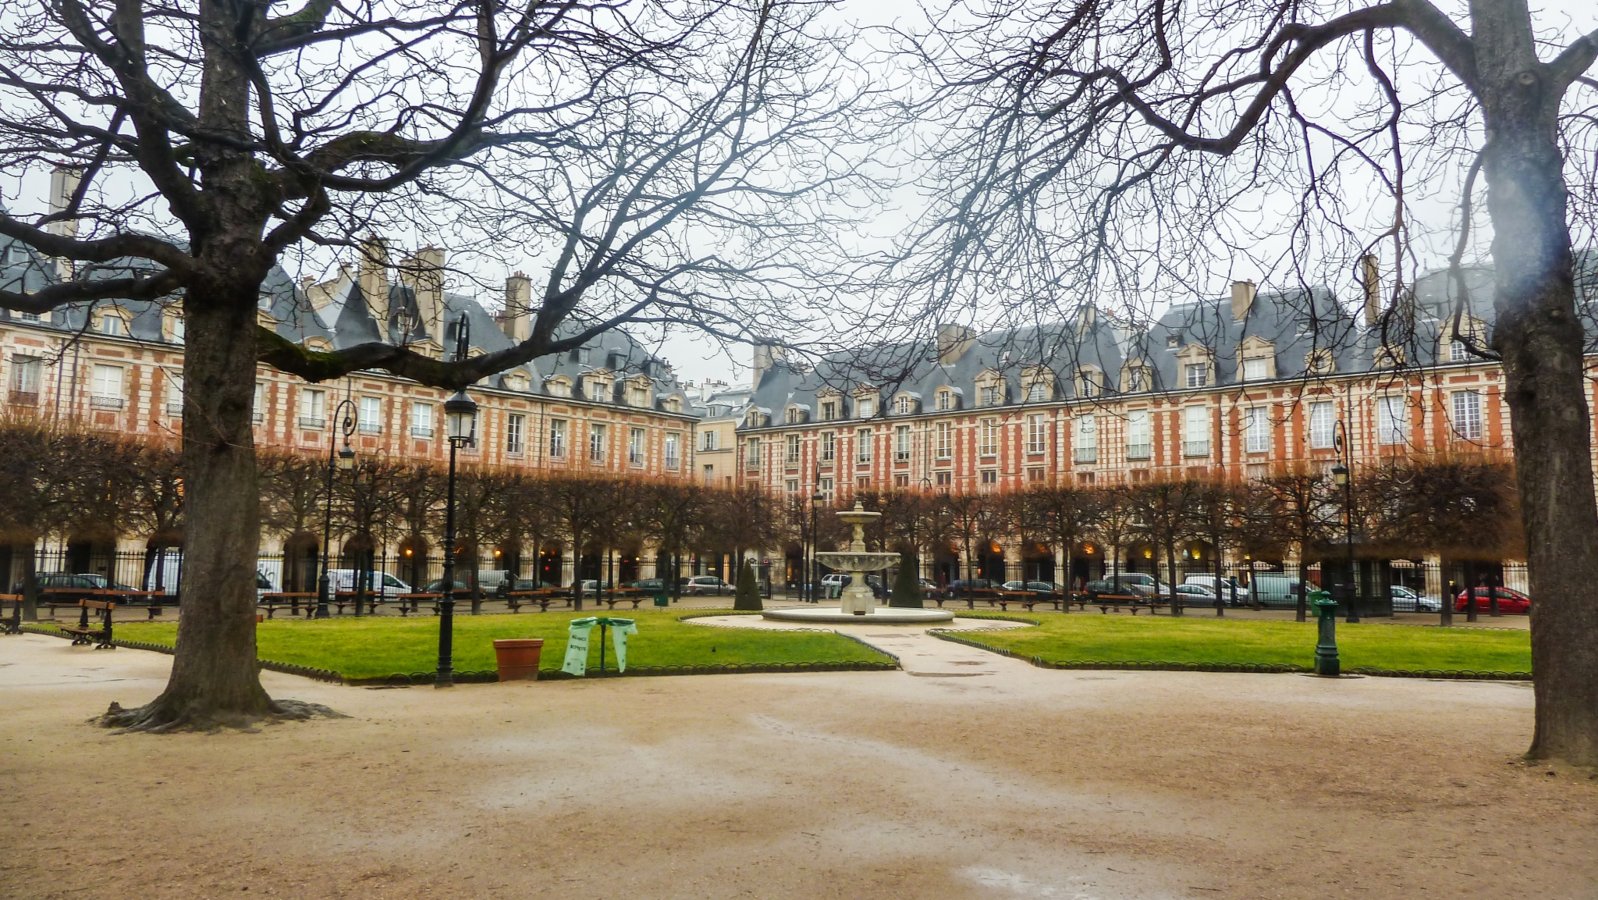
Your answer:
[1258,466,1342,622]
[0,1,876,730]
[912,1,1598,764]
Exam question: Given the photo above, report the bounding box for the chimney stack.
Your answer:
[1361,253,1381,327]
[357,235,390,327]
[935,323,975,365]
[398,246,446,354]
[46,166,83,279]
[1230,280,1256,322]
[499,271,532,343]
[752,342,786,384]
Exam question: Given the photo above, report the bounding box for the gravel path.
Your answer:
[2,627,1592,899]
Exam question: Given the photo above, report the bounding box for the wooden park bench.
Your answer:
[59,599,116,648]
[331,590,386,616]
[600,589,648,611]
[1014,591,1066,613]
[1091,593,1152,614]
[503,589,569,613]
[258,592,316,619]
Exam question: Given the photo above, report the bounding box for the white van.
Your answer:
[324,569,412,600]
[1183,574,1249,606]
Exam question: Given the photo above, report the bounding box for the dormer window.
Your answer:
[164,313,185,344]
[545,375,572,398]
[95,307,131,337]
[1176,345,1214,388]
[853,389,877,418]
[934,387,962,411]
[892,393,920,415]
[1306,349,1335,375]
[1165,334,1180,349]
[784,404,809,425]
[1449,340,1468,362]
[625,375,652,408]
[1021,365,1054,403]
[1076,368,1101,398]
[817,390,842,420]
[1184,363,1207,387]
[745,407,770,428]
[1236,337,1277,382]
[1122,364,1150,392]
[583,371,615,402]
[504,372,530,393]
[974,370,1006,407]
[664,396,682,413]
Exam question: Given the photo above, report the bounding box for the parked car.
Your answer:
[506,578,546,592]
[625,578,667,592]
[1455,585,1532,614]
[1390,585,1442,612]
[14,572,137,599]
[1182,574,1249,606]
[943,578,998,597]
[324,569,412,600]
[1001,580,1063,596]
[1249,573,1303,608]
[421,579,471,594]
[820,573,886,598]
[1089,573,1174,598]
[680,575,729,595]
[1084,578,1156,599]
[1174,583,1219,604]
[577,579,614,594]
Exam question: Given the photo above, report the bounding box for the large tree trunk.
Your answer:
[1480,69,1598,765]
[99,293,330,730]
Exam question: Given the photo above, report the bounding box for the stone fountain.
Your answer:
[762,501,954,625]
[815,501,899,615]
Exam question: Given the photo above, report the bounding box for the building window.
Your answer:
[97,312,126,337]
[856,396,875,418]
[1182,406,1210,457]
[786,478,799,495]
[936,391,952,411]
[703,464,715,485]
[1246,406,1270,453]
[785,406,805,425]
[1126,409,1151,460]
[936,471,952,486]
[980,469,998,487]
[1242,357,1268,382]
[856,428,872,464]
[550,419,567,458]
[1452,390,1483,441]
[1126,366,1149,392]
[1077,372,1097,398]
[298,388,326,428]
[1449,340,1468,362]
[818,476,834,501]
[1184,363,1208,388]
[894,425,911,462]
[252,383,265,424]
[1027,381,1047,402]
[166,314,185,343]
[816,431,834,463]
[785,433,801,465]
[1307,401,1335,449]
[8,354,42,404]
[1377,397,1407,445]
[357,397,382,434]
[894,473,910,488]
[506,413,525,455]
[979,419,998,456]
[980,385,1001,406]
[1027,467,1045,482]
[745,437,761,470]
[820,399,838,420]
[629,427,646,465]
[410,401,433,438]
[894,394,915,415]
[935,422,952,459]
[590,423,607,462]
[702,430,719,451]
[1077,472,1095,485]
[665,433,680,469]
[165,374,184,417]
[1073,415,1097,464]
[1027,414,1048,454]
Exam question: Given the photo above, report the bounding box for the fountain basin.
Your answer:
[761,606,954,625]
[814,551,899,573]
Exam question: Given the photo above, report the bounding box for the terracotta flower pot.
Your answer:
[493,638,544,681]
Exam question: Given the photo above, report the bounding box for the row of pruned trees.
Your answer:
[801,456,1521,619]
[0,420,788,601]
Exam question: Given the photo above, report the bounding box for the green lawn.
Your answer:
[950,615,1532,675]
[107,610,893,680]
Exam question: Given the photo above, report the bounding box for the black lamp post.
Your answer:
[809,487,825,602]
[315,398,357,618]
[436,317,478,688]
[1330,419,1358,624]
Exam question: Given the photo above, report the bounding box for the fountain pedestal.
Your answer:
[815,501,899,616]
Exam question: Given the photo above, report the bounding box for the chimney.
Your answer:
[1230,280,1256,322]
[499,271,532,343]
[1076,304,1097,334]
[935,323,974,365]
[357,235,390,326]
[399,246,446,354]
[46,166,82,279]
[752,342,786,384]
[1361,253,1381,327]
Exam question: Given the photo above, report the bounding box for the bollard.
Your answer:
[1310,588,1340,677]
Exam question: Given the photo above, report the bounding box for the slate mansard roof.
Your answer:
[0,228,693,413]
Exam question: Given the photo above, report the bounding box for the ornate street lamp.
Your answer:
[315,397,357,618]
[436,316,478,688]
[1331,418,1358,624]
[809,487,825,602]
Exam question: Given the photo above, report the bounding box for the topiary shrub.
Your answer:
[733,557,762,611]
[890,552,923,608]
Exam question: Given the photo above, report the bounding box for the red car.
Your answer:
[1454,586,1532,614]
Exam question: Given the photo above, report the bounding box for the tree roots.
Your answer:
[95,697,346,734]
